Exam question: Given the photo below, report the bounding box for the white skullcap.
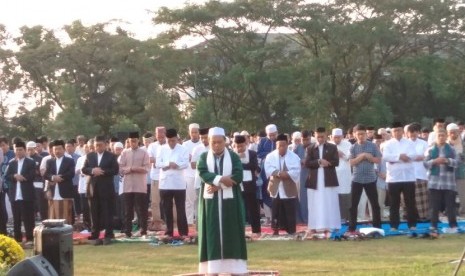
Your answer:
[240,130,250,136]
[113,142,124,149]
[403,124,409,133]
[378,128,387,135]
[233,132,240,137]
[265,124,277,134]
[386,128,391,133]
[331,128,343,137]
[208,127,225,137]
[292,131,302,140]
[447,123,459,131]
[26,141,36,148]
[189,123,200,130]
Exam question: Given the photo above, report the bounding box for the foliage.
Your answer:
[0,235,25,268]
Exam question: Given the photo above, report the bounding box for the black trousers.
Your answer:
[430,189,457,229]
[73,185,81,216]
[349,181,381,231]
[0,193,7,235]
[242,191,261,233]
[124,192,148,236]
[88,194,115,239]
[12,200,35,242]
[271,195,296,234]
[160,189,188,236]
[80,194,91,229]
[34,187,48,220]
[388,182,416,229]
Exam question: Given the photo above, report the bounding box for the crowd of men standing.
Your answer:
[0,118,464,250]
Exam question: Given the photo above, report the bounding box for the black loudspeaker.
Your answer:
[7,255,58,276]
[34,220,74,276]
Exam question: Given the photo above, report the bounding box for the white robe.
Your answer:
[264,149,301,198]
[307,144,341,231]
[330,139,352,194]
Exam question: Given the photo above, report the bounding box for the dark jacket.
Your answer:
[305,142,339,189]
[5,157,36,201]
[44,156,75,198]
[29,153,43,183]
[240,150,260,193]
[82,151,119,198]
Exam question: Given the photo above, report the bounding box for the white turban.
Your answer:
[240,130,250,136]
[265,124,277,134]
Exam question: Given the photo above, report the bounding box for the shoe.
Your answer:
[125,232,132,238]
[22,241,33,249]
[103,238,112,245]
[89,239,103,246]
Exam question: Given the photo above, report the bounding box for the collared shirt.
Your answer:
[425,144,458,191]
[383,138,416,183]
[349,141,381,184]
[410,138,428,180]
[15,158,24,201]
[97,152,103,166]
[156,144,189,190]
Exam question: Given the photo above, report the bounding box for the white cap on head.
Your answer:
[378,128,387,135]
[233,132,240,137]
[189,123,200,130]
[265,124,277,134]
[114,142,124,149]
[447,123,459,131]
[208,127,225,137]
[403,124,410,133]
[331,128,343,137]
[240,130,250,136]
[26,141,36,148]
[292,131,302,140]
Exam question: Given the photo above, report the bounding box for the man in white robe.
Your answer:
[182,123,201,225]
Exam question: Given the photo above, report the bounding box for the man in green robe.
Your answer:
[197,127,247,274]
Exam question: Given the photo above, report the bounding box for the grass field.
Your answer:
[61,235,465,275]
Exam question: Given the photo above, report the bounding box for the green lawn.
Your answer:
[58,236,465,275]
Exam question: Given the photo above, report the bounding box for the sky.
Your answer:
[1,0,208,40]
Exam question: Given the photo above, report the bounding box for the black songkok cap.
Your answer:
[316,127,326,133]
[53,139,65,147]
[128,132,140,139]
[391,122,403,128]
[366,126,375,130]
[166,129,177,138]
[14,141,26,149]
[199,128,210,135]
[276,134,288,142]
[234,135,246,144]
[110,136,119,142]
[434,118,445,124]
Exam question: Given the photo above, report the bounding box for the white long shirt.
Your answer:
[409,138,428,180]
[383,138,416,183]
[182,139,201,178]
[75,155,87,194]
[330,139,352,194]
[147,141,164,181]
[156,144,189,190]
[15,158,25,201]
